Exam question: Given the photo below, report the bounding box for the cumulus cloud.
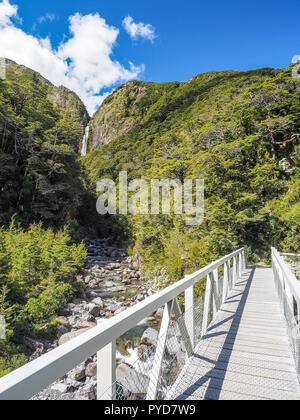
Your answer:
[0,0,17,26]
[122,15,157,42]
[0,1,144,115]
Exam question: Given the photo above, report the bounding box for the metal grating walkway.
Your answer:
[167,266,300,400]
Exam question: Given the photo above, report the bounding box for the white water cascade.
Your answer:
[81,125,89,157]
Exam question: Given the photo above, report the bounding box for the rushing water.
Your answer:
[81,125,89,157]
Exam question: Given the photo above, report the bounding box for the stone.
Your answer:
[75,382,96,400]
[114,307,126,315]
[58,328,92,346]
[138,344,149,362]
[84,275,94,284]
[72,364,86,381]
[122,279,132,285]
[106,305,120,313]
[56,325,69,339]
[147,316,156,323]
[91,297,104,309]
[116,363,149,397]
[105,281,115,288]
[86,303,101,317]
[75,321,97,329]
[85,362,97,378]
[140,328,158,347]
[88,279,99,289]
[155,307,164,318]
[112,286,127,293]
[56,316,70,327]
[51,383,69,393]
[137,294,144,301]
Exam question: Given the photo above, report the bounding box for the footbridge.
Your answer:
[0,247,300,400]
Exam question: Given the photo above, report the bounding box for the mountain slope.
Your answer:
[84,67,300,288]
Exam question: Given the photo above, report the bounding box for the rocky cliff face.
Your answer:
[90,80,182,150]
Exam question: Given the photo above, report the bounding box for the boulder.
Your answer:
[114,307,126,315]
[116,363,149,397]
[86,303,101,317]
[75,321,97,330]
[155,307,164,318]
[138,344,149,362]
[72,364,86,381]
[56,325,69,339]
[51,383,69,393]
[59,328,91,346]
[56,316,70,327]
[140,328,158,347]
[106,305,120,313]
[91,297,104,309]
[112,286,127,293]
[75,381,96,400]
[85,362,97,378]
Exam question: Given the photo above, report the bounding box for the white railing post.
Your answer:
[201,273,212,337]
[222,261,229,303]
[185,285,194,349]
[97,339,116,400]
[242,249,247,270]
[212,268,219,317]
[233,256,237,287]
[146,299,174,400]
[238,252,242,278]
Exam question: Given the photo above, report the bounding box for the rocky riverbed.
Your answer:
[31,238,165,400]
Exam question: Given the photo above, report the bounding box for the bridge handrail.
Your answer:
[271,247,300,375]
[0,247,246,400]
[271,247,300,303]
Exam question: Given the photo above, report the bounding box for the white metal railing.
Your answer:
[271,247,300,374]
[0,247,246,401]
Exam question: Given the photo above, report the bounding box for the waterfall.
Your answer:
[81,125,89,157]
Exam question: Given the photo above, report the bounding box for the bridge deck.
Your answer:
[168,266,300,400]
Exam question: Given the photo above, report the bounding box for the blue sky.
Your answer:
[0,0,299,114]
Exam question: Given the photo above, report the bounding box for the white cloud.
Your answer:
[122,15,157,42]
[0,0,17,26]
[37,13,56,24]
[0,1,145,115]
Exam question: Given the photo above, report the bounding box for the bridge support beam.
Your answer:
[201,274,212,337]
[97,339,116,400]
[185,286,194,349]
[212,268,219,317]
[233,256,237,287]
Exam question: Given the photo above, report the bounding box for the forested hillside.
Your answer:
[0,59,92,228]
[0,59,92,376]
[84,67,299,288]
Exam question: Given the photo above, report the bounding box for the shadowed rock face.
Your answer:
[90,81,148,149]
[90,79,182,150]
